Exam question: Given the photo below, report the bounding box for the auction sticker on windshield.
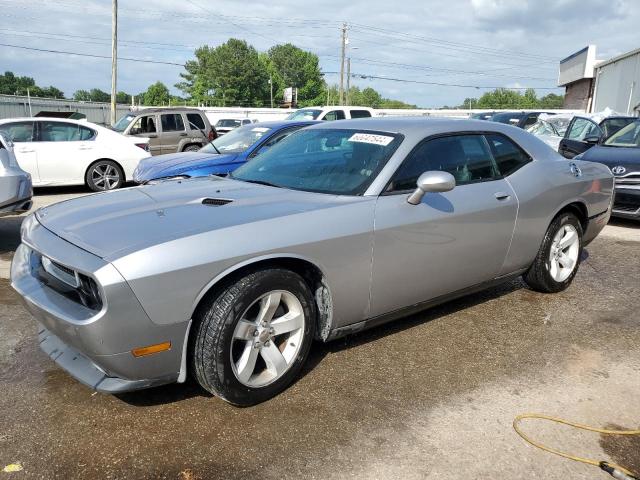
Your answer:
[348,133,394,146]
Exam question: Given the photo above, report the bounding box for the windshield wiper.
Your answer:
[238,178,281,188]
[189,120,221,155]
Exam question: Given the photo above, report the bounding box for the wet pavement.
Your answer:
[0,188,639,479]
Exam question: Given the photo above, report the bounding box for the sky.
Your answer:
[0,0,638,107]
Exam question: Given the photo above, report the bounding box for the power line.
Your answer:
[0,42,185,66]
[323,71,560,90]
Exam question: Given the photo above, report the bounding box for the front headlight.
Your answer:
[20,213,38,243]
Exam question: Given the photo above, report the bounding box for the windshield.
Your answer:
[604,120,640,148]
[286,109,322,120]
[491,112,526,125]
[231,128,403,195]
[113,114,136,132]
[216,119,242,128]
[200,125,272,154]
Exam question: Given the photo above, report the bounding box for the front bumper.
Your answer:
[611,187,640,219]
[11,217,189,393]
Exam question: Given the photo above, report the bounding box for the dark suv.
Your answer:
[558,115,636,159]
[113,108,217,155]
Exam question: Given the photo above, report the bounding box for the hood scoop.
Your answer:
[202,198,232,206]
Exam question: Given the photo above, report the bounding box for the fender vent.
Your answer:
[202,198,232,206]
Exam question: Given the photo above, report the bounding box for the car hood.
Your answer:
[580,145,640,172]
[134,151,239,181]
[35,177,364,261]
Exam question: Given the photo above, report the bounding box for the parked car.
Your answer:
[526,114,573,151]
[490,111,555,129]
[573,119,640,219]
[0,118,150,191]
[215,118,254,136]
[286,106,374,121]
[558,113,636,159]
[11,118,613,406]
[470,111,497,120]
[133,120,318,183]
[113,108,217,155]
[0,133,32,217]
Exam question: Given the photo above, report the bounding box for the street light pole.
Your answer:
[346,58,351,106]
[110,0,117,126]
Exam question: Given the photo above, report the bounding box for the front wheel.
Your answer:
[191,268,316,406]
[183,144,201,152]
[523,212,583,293]
[86,160,124,191]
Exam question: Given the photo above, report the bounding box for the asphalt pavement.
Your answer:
[0,187,638,479]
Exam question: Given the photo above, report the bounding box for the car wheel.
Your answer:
[192,268,316,406]
[183,144,201,152]
[523,212,583,293]
[86,160,124,192]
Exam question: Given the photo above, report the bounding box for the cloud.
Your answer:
[0,0,638,107]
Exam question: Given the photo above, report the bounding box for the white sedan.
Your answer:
[0,117,151,191]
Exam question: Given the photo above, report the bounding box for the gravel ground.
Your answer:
[0,187,638,479]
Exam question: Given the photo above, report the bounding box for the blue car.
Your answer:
[133,120,318,183]
[574,119,640,220]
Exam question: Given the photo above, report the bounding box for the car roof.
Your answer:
[130,107,206,114]
[305,116,513,134]
[239,120,320,128]
[0,117,102,127]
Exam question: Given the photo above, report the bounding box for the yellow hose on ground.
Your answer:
[513,413,640,478]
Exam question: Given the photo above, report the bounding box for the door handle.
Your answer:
[78,146,93,150]
[18,149,34,153]
[147,134,157,138]
[179,132,188,137]
[494,192,511,200]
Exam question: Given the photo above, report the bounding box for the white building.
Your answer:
[592,47,640,115]
[559,45,640,115]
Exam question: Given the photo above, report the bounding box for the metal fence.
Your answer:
[0,94,131,125]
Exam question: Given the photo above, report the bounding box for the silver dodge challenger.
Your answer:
[11,118,613,406]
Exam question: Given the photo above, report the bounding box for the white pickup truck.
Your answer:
[286,106,374,121]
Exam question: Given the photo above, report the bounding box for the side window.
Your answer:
[388,135,499,192]
[601,118,634,139]
[485,134,531,176]
[0,121,34,142]
[566,118,601,141]
[522,115,538,129]
[160,113,185,132]
[186,113,205,131]
[323,110,346,121]
[350,110,372,118]
[38,122,95,142]
[131,115,156,134]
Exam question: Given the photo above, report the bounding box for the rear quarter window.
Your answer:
[485,133,531,176]
[350,110,372,118]
[186,113,206,131]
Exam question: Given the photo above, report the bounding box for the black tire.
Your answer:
[183,144,202,152]
[523,212,583,293]
[191,268,316,406]
[85,160,124,191]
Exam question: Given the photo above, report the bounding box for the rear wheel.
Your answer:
[523,212,583,293]
[86,160,124,191]
[183,144,201,152]
[192,268,316,406]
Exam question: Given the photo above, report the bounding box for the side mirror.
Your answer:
[407,171,456,205]
[584,135,601,144]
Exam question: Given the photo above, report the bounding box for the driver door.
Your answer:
[370,133,518,317]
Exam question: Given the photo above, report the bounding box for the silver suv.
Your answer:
[113,108,217,155]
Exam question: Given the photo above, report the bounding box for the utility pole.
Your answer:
[269,75,273,108]
[110,0,117,126]
[339,22,347,106]
[345,58,351,106]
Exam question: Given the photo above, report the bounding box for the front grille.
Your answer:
[614,173,640,186]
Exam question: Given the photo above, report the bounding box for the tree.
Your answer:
[73,89,91,101]
[266,43,324,106]
[141,81,171,105]
[0,71,64,98]
[177,38,269,107]
[116,91,132,104]
[458,88,565,109]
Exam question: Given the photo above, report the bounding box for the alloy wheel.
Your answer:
[548,224,579,282]
[91,163,121,190]
[230,290,305,388]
